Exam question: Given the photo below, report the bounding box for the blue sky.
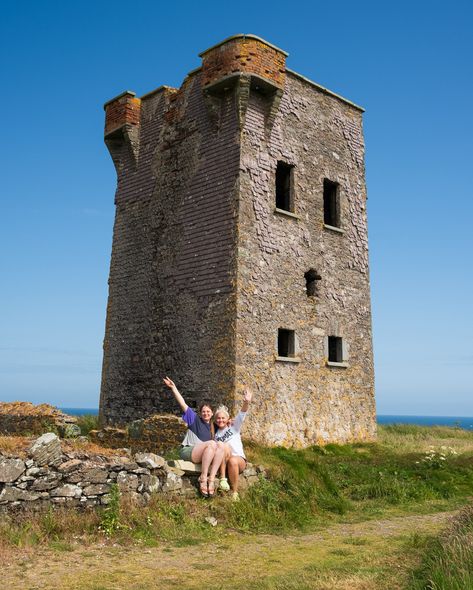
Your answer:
[1,0,472,415]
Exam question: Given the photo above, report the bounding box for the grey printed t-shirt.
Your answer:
[181,407,212,446]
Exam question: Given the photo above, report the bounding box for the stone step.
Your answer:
[168,460,201,474]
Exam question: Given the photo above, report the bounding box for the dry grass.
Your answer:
[0,436,30,457]
[377,424,473,455]
[1,512,449,590]
[0,435,125,458]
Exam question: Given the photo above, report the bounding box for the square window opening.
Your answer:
[328,336,343,363]
[278,328,295,357]
[323,179,340,227]
[276,162,294,212]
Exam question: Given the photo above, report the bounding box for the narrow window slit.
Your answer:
[323,179,340,227]
[276,162,294,212]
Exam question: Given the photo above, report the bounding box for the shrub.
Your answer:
[76,414,99,435]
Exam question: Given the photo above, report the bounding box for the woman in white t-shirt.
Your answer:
[214,389,252,501]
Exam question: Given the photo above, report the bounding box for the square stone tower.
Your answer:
[100,34,376,446]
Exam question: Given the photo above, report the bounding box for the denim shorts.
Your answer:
[179,445,194,461]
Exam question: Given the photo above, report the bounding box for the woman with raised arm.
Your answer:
[163,377,225,498]
[214,388,252,502]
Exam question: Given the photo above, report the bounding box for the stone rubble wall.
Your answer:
[89,414,186,455]
[0,402,80,438]
[0,433,263,512]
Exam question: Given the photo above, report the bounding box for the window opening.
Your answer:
[278,328,295,357]
[328,336,343,363]
[276,162,293,212]
[304,268,322,297]
[323,179,340,227]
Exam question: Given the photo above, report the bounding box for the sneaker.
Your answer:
[231,491,240,502]
[219,477,230,492]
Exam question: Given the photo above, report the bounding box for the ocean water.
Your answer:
[377,415,473,430]
[61,407,99,416]
[60,408,473,431]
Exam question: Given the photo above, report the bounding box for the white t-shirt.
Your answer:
[214,411,247,458]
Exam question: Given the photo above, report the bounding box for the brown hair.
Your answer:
[198,402,215,438]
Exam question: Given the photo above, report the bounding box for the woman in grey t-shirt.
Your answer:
[163,377,225,497]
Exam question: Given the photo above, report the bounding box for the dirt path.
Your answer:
[3,511,453,590]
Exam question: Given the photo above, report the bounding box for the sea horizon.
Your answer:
[60,408,473,431]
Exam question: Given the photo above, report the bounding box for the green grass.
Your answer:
[2,424,473,561]
[409,502,473,589]
[240,425,473,529]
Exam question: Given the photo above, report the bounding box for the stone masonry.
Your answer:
[100,34,376,445]
[0,433,263,512]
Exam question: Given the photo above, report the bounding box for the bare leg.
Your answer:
[219,444,231,478]
[191,441,217,480]
[209,442,226,481]
[227,456,246,493]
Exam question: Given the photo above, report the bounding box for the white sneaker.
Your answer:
[231,491,240,502]
[219,477,230,492]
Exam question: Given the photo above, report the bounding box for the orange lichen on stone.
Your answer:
[201,36,286,88]
[0,402,77,436]
[104,92,141,136]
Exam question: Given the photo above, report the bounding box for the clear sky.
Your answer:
[1,0,472,415]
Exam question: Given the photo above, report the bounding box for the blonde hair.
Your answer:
[215,405,230,419]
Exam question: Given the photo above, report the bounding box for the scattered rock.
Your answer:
[0,458,26,483]
[148,475,160,493]
[0,486,40,503]
[205,516,218,527]
[82,483,110,496]
[161,470,182,493]
[116,471,139,492]
[81,467,108,484]
[31,474,62,491]
[50,484,82,498]
[28,433,63,466]
[57,459,83,474]
[134,452,166,470]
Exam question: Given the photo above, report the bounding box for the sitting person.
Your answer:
[163,376,225,497]
[214,388,252,501]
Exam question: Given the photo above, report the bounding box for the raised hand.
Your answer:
[163,377,187,412]
[163,376,176,390]
[243,389,253,403]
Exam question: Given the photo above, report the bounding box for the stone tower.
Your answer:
[100,34,376,446]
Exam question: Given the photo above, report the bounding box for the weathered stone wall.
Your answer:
[100,70,240,425]
[100,34,376,445]
[0,402,80,438]
[236,74,375,445]
[89,414,186,454]
[0,433,263,512]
